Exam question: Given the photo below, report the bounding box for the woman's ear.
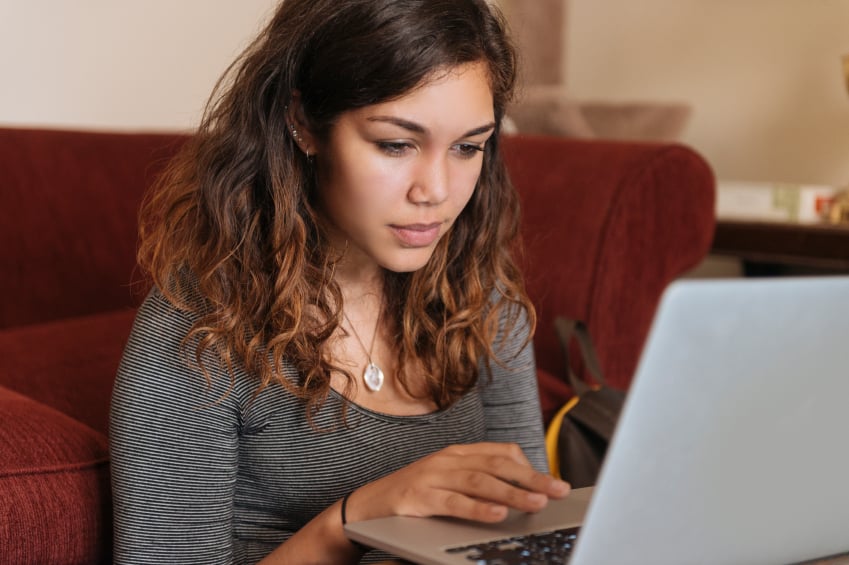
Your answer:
[287,92,318,157]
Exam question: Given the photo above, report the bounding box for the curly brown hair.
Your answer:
[138,0,536,418]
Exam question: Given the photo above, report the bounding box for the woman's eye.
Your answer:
[377,141,412,157]
[453,143,485,159]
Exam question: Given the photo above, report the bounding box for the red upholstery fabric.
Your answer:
[0,309,137,435]
[502,135,715,420]
[0,385,110,565]
[0,128,186,329]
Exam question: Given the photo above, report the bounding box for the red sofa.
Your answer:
[0,127,714,564]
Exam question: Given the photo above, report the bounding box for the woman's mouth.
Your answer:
[389,222,443,247]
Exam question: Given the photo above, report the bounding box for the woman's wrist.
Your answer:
[341,490,356,526]
[339,482,384,524]
[340,489,370,552]
[256,497,367,564]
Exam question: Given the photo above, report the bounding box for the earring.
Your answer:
[290,123,311,158]
[290,123,302,143]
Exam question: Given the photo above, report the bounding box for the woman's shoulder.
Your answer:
[490,289,532,342]
[115,284,250,413]
[134,271,211,328]
[121,286,198,370]
[126,285,198,348]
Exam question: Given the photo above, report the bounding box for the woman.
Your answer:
[109,0,570,563]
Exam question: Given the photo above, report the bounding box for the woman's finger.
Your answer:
[445,442,531,467]
[436,450,571,501]
[442,468,552,513]
[429,489,511,523]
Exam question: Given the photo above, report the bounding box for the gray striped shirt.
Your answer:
[110,288,547,564]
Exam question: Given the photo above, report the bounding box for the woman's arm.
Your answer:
[110,292,242,563]
[111,291,370,565]
[479,303,549,472]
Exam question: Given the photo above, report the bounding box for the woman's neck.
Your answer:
[333,256,384,307]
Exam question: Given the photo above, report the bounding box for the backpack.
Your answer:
[544,318,626,488]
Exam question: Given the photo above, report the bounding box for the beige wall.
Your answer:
[3,1,847,187]
[568,0,849,186]
[0,1,276,131]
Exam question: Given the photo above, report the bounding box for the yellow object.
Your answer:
[828,190,849,224]
[545,396,580,479]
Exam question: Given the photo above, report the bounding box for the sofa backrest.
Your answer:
[0,128,187,329]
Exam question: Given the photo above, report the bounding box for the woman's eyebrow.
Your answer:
[462,122,496,137]
[367,116,426,134]
[367,116,496,138]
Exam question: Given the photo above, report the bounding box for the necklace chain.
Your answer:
[342,304,384,392]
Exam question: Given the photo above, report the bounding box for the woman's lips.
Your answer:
[389,222,443,247]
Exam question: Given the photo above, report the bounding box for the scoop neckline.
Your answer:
[327,387,470,425]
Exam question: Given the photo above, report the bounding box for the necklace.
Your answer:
[342,307,384,392]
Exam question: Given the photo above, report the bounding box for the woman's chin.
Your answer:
[379,247,438,274]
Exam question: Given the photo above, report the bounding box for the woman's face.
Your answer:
[313,61,495,276]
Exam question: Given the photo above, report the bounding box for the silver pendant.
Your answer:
[363,362,384,392]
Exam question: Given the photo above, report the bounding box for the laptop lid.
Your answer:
[572,276,849,565]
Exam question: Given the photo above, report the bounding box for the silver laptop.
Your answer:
[345,276,849,564]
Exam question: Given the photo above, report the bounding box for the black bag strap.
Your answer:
[554,317,608,396]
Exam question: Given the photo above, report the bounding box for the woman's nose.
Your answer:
[407,154,449,205]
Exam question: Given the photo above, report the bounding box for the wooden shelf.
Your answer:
[712,219,849,270]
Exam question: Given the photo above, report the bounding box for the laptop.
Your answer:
[345,276,849,564]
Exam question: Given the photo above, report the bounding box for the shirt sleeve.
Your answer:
[109,289,242,564]
[479,302,550,474]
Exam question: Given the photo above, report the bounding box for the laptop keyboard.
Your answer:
[445,526,581,564]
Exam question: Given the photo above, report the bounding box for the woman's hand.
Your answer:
[345,442,571,524]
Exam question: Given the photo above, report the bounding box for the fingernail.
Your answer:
[527,492,547,505]
[553,480,570,494]
[489,504,507,517]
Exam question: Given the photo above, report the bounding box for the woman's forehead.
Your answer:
[348,62,495,134]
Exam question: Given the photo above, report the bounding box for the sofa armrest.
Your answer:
[0,385,111,565]
[502,135,715,412]
[0,306,130,563]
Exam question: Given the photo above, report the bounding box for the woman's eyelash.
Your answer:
[454,143,485,158]
[377,141,412,156]
[375,141,485,158]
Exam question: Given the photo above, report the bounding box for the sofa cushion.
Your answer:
[507,86,597,139]
[579,101,692,143]
[0,308,137,436]
[0,385,111,565]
